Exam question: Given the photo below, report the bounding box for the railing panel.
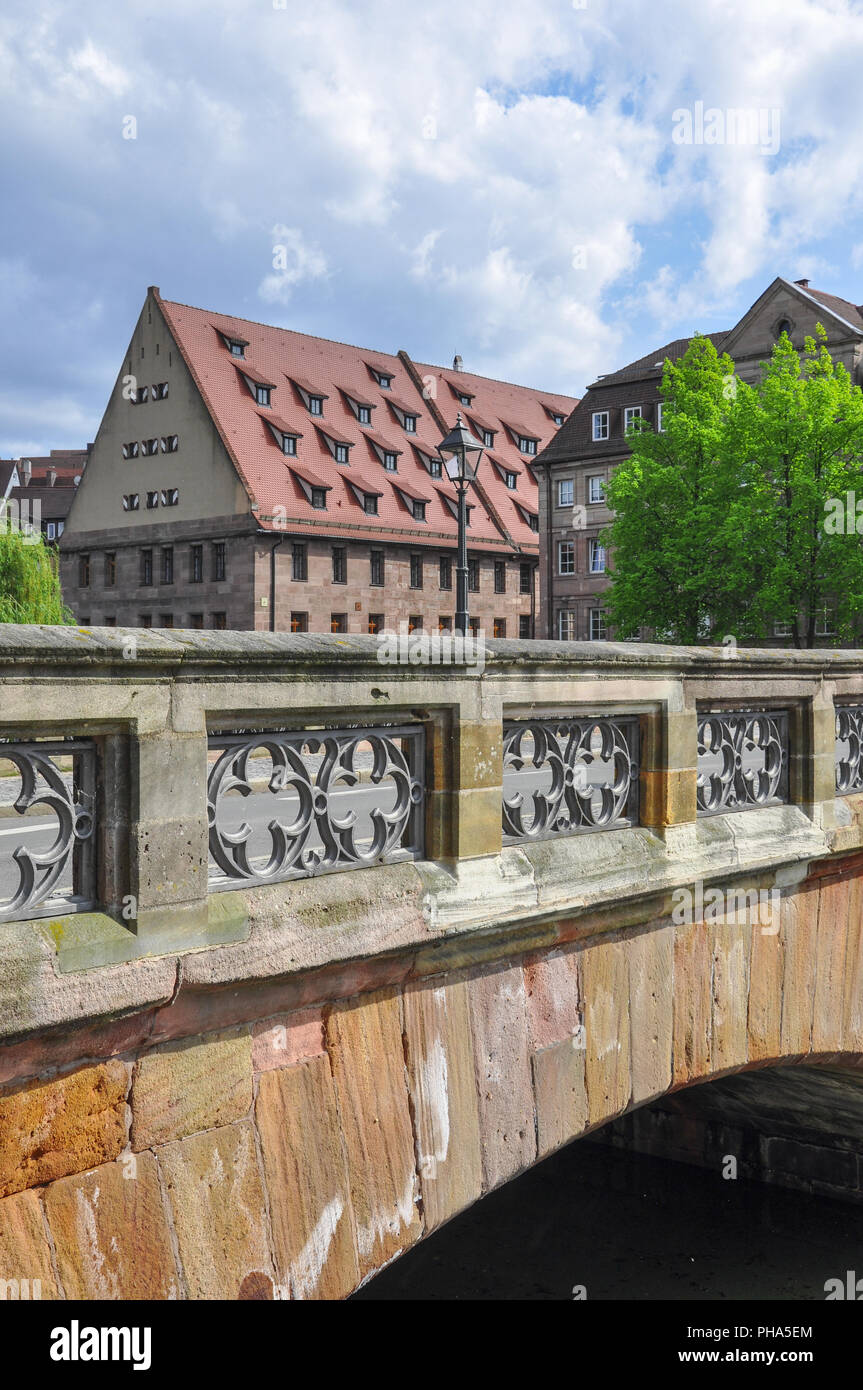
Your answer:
[502,716,639,844]
[696,710,789,816]
[835,704,863,794]
[207,724,425,889]
[0,740,97,922]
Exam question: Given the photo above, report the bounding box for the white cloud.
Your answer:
[258,226,329,305]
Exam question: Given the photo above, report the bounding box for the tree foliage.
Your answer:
[602,327,863,647]
[0,524,72,624]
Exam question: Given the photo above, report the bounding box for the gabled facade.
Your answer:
[536,277,863,642]
[60,288,577,635]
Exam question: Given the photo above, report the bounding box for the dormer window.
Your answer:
[592,411,609,442]
[403,414,417,433]
[429,458,442,478]
[656,402,666,432]
[335,444,349,463]
[311,487,327,510]
[358,405,371,424]
[309,396,323,416]
[518,436,537,455]
[256,385,271,407]
[229,340,245,357]
[552,413,564,427]
[504,471,518,489]
[384,452,398,472]
[412,500,427,521]
[282,435,297,456]
[458,393,471,407]
[529,513,539,532]
[375,371,393,389]
[364,494,379,515]
[482,430,494,448]
[624,406,642,433]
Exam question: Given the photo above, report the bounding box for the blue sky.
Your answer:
[2,0,863,455]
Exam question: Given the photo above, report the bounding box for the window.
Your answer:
[384,452,398,472]
[410,553,423,589]
[311,487,327,510]
[191,544,203,583]
[412,500,427,521]
[153,382,169,400]
[358,406,371,425]
[331,613,347,633]
[624,406,642,433]
[439,555,452,590]
[122,441,139,459]
[212,612,227,629]
[656,402,665,432]
[212,542,226,582]
[370,550,384,586]
[468,557,480,592]
[229,341,245,358]
[161,489,179,507]
[79,554,90,587]
[519,562,532,594]
[292,542,307,581]
[494,560,506,594]
[363,494,379,515]
[332,546,347,584]
[482,430,494,448]
[282,435,297,455]
[141,549,153,586]
[558,541,575,575]
[309,396,323,416]
[46,522,56,541]
[528,513,539,532]
[589,609,608,640]
[518,437,537,455]
[504,471,518,489]
[141,439,159,456]
[458,393,471,407]
[557,479,574,508]
[438,616,452,633]
[139,614,152,628]
[334,444,348,463]
[290,611,308,633]
[815,606,837,637]
[592,411,609,442]
[403,414,417,433]
[122,493,139,511]
[79,616,90,625]
[256,385,271,407]
[519,614,532,638]
[468,618,480,636]
[160,614,174,629]
[429,457,443,478]
[558,610,576,640]
[408,615,423,633]
[589,539,606,574]
[588,475,604,504]
[776,319,792,340]
[189,613,204,629]
[57,521,64,537]
[161,547,174,584]
[376,372,392,389]
[493,618,506,638]
[133,386,148,404]
[104,553,116,586]
[773,619,793,637]
[552,413,564,427]
[161,435,178,453]
[146,491,159,510]
[368,613,384,634]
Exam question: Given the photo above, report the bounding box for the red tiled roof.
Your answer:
[234,362,276,388]
[389,477,430,502]
[156,296,579,553]
[287,461,330,490]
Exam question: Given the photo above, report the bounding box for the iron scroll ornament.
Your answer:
[207,728,424,884]
[696,711,788,814]
[502,717,639,842]
[0,742,95,922]
[835,706,863,794]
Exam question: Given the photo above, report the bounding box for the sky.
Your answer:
[2,0,863,456]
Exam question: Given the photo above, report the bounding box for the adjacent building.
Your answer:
[536,277,863,641]
[59,288,577,634]
[1,450,89,543]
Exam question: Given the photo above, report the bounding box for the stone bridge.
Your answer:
[1,629,863,1299]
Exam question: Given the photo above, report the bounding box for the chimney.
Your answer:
[795,278,810,289]
[20,459,31,484]
[47,468,57,487]
[452,354,463,372]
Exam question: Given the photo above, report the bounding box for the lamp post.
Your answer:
[438,413,485,635]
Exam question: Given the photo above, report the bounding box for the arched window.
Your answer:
[776,319,792,339]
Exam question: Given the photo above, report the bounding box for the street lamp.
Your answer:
[438,413,485,635]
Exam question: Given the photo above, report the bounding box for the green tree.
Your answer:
[0,522,72,624]
[602,334,738,643]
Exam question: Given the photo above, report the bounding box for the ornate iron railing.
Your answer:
[835,704,863,794]
[502,716,639,843]
[207,725,425,888]
[0,740,96,922]
[696,710,789,815]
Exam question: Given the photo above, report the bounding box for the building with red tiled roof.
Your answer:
[0,449,90,543]
[536,276,863,643]
[59,288,577,635]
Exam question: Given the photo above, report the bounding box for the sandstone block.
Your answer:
[0,1061,127,1199]
[131,1027,252,1149]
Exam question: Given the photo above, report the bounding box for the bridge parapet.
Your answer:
[2,629,863,1297]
